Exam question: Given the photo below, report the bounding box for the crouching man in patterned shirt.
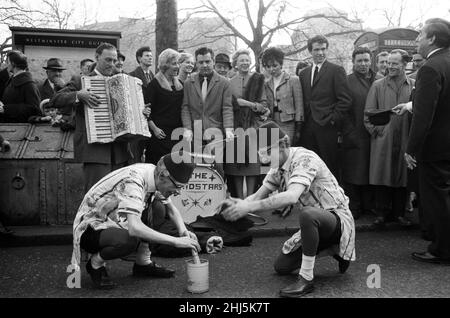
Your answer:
[220,121,356,297]
[70,153,200,289]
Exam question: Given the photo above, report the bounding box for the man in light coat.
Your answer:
[181,47,234,176]
[364,49,414,228]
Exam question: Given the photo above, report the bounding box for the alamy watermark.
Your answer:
[366,264,381,289]
[169,120,286,166]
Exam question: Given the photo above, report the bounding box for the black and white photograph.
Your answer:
[0,0,450,304]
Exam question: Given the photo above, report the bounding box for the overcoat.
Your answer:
[364,75,414,187]
[342,70,381,185]
[0,71,41,123]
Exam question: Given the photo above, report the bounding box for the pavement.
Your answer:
[0,207,420,248]
[1,230,448,298]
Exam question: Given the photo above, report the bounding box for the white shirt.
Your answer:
[272,73,283,104]
[48,80,55,90]
[310,62,324,86]
[427,48,443,59]
[94,68,104,77]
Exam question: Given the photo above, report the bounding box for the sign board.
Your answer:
[14,34,118,49]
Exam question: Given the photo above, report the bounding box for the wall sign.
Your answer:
[14,34,118,49]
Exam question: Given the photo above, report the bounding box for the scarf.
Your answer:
[154,71,183,92]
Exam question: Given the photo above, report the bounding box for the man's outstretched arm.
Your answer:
[222,183,305,221]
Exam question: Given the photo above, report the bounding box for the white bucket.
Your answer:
[186,259,209,294]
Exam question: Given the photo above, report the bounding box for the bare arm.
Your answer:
[245,184,273,202]
[127,214,200,251]
[165,201,190,236]
[222,184,305,221]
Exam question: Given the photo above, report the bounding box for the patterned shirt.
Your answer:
[263,147,356,261]
[71,164,166,267]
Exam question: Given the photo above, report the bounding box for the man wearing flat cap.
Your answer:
[38,58,66,101]
[219,121,355,297]
[71,152,200,290]
[214,53,233,78]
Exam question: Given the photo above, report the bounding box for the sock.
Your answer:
[91,253,106,269]
[299,254,315,281]
[135,242,152,266]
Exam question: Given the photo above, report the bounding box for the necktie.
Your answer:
[145,72,150,82]
[312,65,319,86]
[201,77,208,103]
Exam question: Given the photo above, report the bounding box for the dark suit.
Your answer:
[38,79,56,101]
[129,66,154,89]
[128,66,154,163]
[407,48,450,259]
[0,68,10,99]
[49,71,129,192]
[299,60,352,178]
[37,78,66,101]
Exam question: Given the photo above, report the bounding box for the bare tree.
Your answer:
[0,0,41,62]
[194,0,362,70]
[374,0,433,29]
[37,0,75,29]
[0,0,38,27]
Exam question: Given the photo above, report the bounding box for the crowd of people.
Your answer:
[0,17,450,297]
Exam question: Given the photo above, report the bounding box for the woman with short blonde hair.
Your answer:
[143,48,184,164]
[178,52,195,82]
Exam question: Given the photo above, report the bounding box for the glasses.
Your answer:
[167,175,184,190]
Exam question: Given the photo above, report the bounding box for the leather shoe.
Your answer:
[133,262,175,278]
[333,254,350,273]
[86,259,116,290]
[397,216,412,227]
[279,276,314,298]
[370,217,385,230]
[411,252,450,265]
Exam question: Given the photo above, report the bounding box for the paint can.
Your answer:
[186,258,209,294]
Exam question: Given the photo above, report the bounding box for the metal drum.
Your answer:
[171,164,226,224]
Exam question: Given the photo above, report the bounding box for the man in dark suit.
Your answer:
[299,35,352,179]
[49,43,130,193]
[128,46,154,163]
[129,46,154,89]
[0,67,10,98]
[38,58,66,101]
[406,20,450,265]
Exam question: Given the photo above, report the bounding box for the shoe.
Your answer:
[397,216,413,227]
[279,276,314,298]
[411,252,450,265]
[333,254,350,273]
[86,259,116,290]
[121,252,137,262]
[421,232,434,242]
[0,228,14,237]
[132,262,175,278]
[370,217,385,229]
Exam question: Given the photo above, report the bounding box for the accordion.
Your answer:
[81,74,152,144]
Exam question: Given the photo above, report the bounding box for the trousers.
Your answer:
[274,207,341,274]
